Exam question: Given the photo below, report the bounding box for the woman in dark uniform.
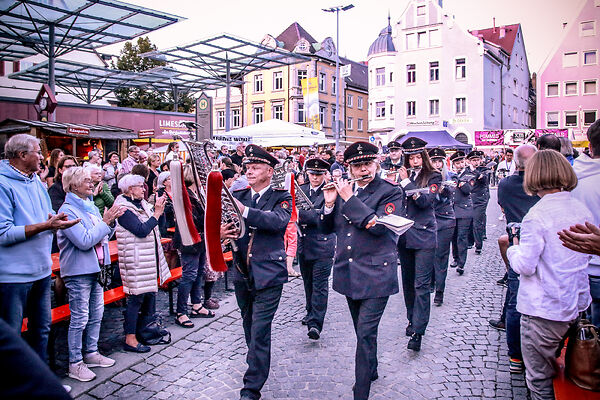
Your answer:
[428,148,455,307]
[397,138,442,352]
[321,141,404,400]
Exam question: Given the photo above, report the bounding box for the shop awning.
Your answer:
[395,130,472,151]
[0,118,136,139]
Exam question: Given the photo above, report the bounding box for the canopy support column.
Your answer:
[225,56,231,133]
[173,85,179,112]
[48,23,56,122]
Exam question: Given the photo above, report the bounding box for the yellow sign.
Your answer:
[301,77,320,131]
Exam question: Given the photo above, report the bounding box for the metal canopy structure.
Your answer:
[0,118,137,139]
[142,34,311,131]
[0,0,183,95]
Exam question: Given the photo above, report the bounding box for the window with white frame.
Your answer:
[232,109,240,128]
[319,105,326,126]
[376,101,386,118]
[347,117,353,130]
[273,104,283,120]
[417,5,426,15]
[332,75,337,95]
[357,118,363,131]
[513,107,518,123]
[455,58,466,79]
[429,29,441,46]
[580,21,596,37]
[319,72,326,92]
[331,106,336,128]
[390,71,393,83]
[565,111,578,127]
[273,71,283,90]
[297,69,307,87]
[390,104,394,118]
[407,64,416,84]
[455,97,466,114]
[298,103,305,123]
[417,31,427,48]
[547,111,559,127]
[563,52,578,68]
[584,110,597,125]
[217,110,225,129]
[565,81,578,96]
[584,80,598,95]
[429,99,439,116]
[429,61,439,82]
[406,33,416,50]
[347,93,353,107]
[376,68,385,86]
[491,98,496,116]
[491,67,497,83]
[357,96,363,110]
[407,101,416,117]
[513,79,518,95]
[546,83,559,97]
[254,74,263,92]
[253,106,264,124]
[520,56,524,70]
[584,50,597,65]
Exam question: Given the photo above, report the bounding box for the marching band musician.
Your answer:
[380,140,404,183]
[227,144,293,400]
[397,138,442,352]
[320,141,404,400]
[428,148,456,307]
[449,151,474,276]
[467,150,490,255]
[297,158,336,340]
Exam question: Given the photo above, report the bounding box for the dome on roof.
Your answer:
[367,17,396,57]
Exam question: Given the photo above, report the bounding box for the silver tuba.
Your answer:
[271,159,313,210]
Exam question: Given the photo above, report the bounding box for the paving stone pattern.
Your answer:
[70,189,529,399]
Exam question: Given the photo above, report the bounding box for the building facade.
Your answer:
[536,0,599,139]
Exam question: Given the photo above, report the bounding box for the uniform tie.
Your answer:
[251,193,260,208]
[355,187,364,197]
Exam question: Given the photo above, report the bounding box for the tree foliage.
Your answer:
[113,37,195,113]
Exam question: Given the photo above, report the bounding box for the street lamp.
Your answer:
[322,4,354,152]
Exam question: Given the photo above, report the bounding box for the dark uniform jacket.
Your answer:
[451,170,474,219]
[297,183,336,261]
[380,157,404,171]
[433,184,456,231]
[471,166,490,207]
[401,171,442,249]
[320,176,403,300]
[232,187,292,291]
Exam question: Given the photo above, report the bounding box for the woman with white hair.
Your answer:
[114,174,171,353]
[57,167,125,381]
[84,164,114,216]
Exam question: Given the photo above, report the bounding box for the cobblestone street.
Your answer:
[69,189,529,400]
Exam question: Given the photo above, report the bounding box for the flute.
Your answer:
[322,175,372,190]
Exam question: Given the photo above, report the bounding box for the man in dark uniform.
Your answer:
[297,158,336,340]
[321,141,404,400]
[228,144,292,400]
[468,150,490,255]
[449,151,474,275]
[380,140,404,183]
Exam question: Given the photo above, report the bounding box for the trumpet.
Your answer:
[322,175,372,190]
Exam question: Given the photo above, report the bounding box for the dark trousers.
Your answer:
[588,275,600,329]
[234,282,283,400]
[506,267,522,359]
[346,296,388,400]
[178,250,206,315]
[472,204,487,250]
[452,217,472,268]
[399,247,435,334]
[299,255,333,332]
[124,292,156,335]
[433,226,454,294]
[0,276,51,363]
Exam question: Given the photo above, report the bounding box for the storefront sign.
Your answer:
[67,126,89,135]
[449,117,473,125]
[138,129,154,138]
[407,120,439,127]
[475,130,504,146]
[534,129,568,138]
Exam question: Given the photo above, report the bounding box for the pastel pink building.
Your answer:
[537,0,600,139]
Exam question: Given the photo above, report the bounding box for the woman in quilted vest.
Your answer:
[115,174,171,353]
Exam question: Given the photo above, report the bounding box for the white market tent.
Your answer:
[213,119,335,148]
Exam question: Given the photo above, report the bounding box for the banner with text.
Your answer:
[474,130,504,146]
[302,77,320,131]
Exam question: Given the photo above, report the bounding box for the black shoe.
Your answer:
[307,327,320,340]
[123,342,151,353]
[467,245,474,249]
[407,333,422,352]
[371,371,379,381]
[433,291,443,306]
[475,248,482,255]
[457,267,464,275]
[483,236,488,241]
[496,277,508,288]
[301,315,308,325]
[489,319,506,331]
[239,395,256,400]
[405,323,414,337]
[450,261,458,268]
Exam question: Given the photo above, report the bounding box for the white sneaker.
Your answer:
[83,352,116,368]
[68,361,96,382]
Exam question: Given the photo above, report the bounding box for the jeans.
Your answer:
[0,276,51,363]
[506,268,522,359]
[346,296,389,400]
[64,274,104,364]
[178,250,206,315]
[433,226,454,294]
[399,247,435,334]
[124,292,156,335]
[588,275,600,328]
[299,256,333,332]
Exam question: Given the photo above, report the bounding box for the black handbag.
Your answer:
[136,314,171,345]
